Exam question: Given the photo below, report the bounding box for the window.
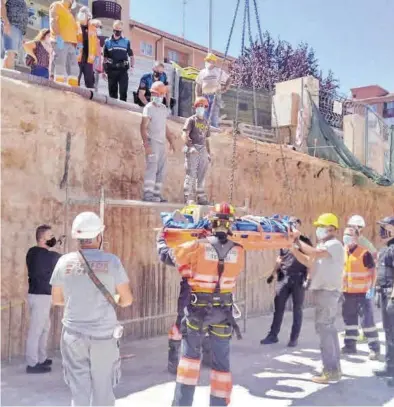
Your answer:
[140,41,153,57]
[383,101,394,119]
[168,50,179,63]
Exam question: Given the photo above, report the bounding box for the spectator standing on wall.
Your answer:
[76,7,100,89]
[91,19,103,92]
[49,0,79,86]
[1,0,28,70]
[103,20,134,102]
[136,61,170,107]
[23,29,51,78]
[195,53,231,129]
[25,225,61,374]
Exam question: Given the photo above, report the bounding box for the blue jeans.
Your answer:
[172,310,232,406]
[31,66,49,79]
[203,94,221,128]
[2,24,23,53]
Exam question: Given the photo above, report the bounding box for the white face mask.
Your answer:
[196,107,205,118]
[152,96,163,105]
[96,28,102,36]
[343,235,355,246]
[316,227,328,240]
[205,62,214,69]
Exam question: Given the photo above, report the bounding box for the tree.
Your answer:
[229,31,340,94]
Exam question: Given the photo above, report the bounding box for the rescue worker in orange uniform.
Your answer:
[157,202,244,406]
[342,226,380,359]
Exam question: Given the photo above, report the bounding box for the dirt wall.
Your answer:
[2,77,394,358]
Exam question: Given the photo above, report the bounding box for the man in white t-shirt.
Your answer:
[297,213,344,385]
[195,53,231,128]
[140,81,176,202]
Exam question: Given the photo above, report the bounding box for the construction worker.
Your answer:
[141,81,176,203]
[341,226,380,359]
[347,215,378,258]
[295,213,344,384]
[49,0,79,86]
[103,20,134,101]
[195,53,231,128]
[50,212,133,406]
[374,216,394,387]
[136,61,171,108]
[182,96,211,205]
[76,7,100,89]
[261,218,313,347]
[157,202,245,406]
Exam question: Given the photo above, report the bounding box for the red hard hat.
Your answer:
[194,96,209,108]
[213,202,235,220]
[150,81,167,96]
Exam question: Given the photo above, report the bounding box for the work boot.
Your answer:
[368,350,380,361]
[373,367,394,378]
[311,370,341,384]
[158,197,168,203]
[26,364,51,374]
[197,198,210,206]
[287,338,298,347]
[260,334,279,345]
[341,346,357,355]
[38,359,52,367]
[143,196,161,203]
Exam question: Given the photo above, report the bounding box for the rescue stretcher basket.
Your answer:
[160,212,293,251]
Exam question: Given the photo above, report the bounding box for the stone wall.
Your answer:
[2,77,394,358]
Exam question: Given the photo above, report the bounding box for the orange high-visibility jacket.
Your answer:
[172,239,245,293]
[77,22,99,64]
[343,246,373,294]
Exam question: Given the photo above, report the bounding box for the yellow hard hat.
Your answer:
[204,53,218,62]
[313,213,339,229]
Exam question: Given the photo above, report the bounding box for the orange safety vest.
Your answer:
[343,245,373,293]
[77,22,99,64]
[173,239,245,293]
[49,1,78,44]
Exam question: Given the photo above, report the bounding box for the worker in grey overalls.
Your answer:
[50,212,133,406]
[140,81,177,202]
[182,96,211,205]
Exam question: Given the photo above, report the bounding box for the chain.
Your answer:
[251,0,295,212]
[228,119,240,203]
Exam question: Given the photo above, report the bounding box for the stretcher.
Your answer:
[160,210,293,251]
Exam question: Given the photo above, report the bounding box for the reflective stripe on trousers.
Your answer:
[60,328,120,406]
[53,42,79,86]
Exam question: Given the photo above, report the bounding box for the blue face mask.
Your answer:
[196,107,205,118]
[316,227,328,240]
[152,96,163,105]
[343,235,355,246]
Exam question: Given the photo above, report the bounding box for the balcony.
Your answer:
[92,1,121,20]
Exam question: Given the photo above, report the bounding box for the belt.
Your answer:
[108,61,129,69]
[63,326,113,340]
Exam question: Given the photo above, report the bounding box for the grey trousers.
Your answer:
[143,140,167,200]
[183,145,209,202]
[26,294,51,366]
[61,328,121,406]
[313,290,341,373]
[53,42,79,84]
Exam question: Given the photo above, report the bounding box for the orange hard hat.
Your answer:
[194,97,209,108]
[150,81,167,96]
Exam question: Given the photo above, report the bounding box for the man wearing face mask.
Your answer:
[76,7,99,89]
[50,212,133,405]
[341,227,380,359]
[103,20,134,102]
[157,202,245,406]
[49,0,79,86]
[195,53,231,128]
[25,225,61,374]
[374,216,394,387]
[182,97,211,205]
[296,213,344,384]
[136,61,171,108]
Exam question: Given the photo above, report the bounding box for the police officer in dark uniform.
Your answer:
[261,218,313,347]
[103,20,134,102]
[135,61,172,108]
[374,216,394,387]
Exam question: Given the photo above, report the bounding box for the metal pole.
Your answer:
[208,0,213,53]
[182,0,187,39]
[300,77,304,145]
[364,106,369,166]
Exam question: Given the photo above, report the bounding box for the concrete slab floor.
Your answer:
[1,308,394,406]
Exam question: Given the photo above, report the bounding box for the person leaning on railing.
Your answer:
[23,29,51,79]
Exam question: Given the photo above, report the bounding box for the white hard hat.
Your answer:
[348,215,366,228]
[71,212,105,239]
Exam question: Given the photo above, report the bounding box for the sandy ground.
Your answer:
[2,308,394,407]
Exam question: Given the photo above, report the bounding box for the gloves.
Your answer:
[366,287,375,300]
[387,298,394,316]
[303,279,311,290]
[56,36,64,50]
[267,275,274,284]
